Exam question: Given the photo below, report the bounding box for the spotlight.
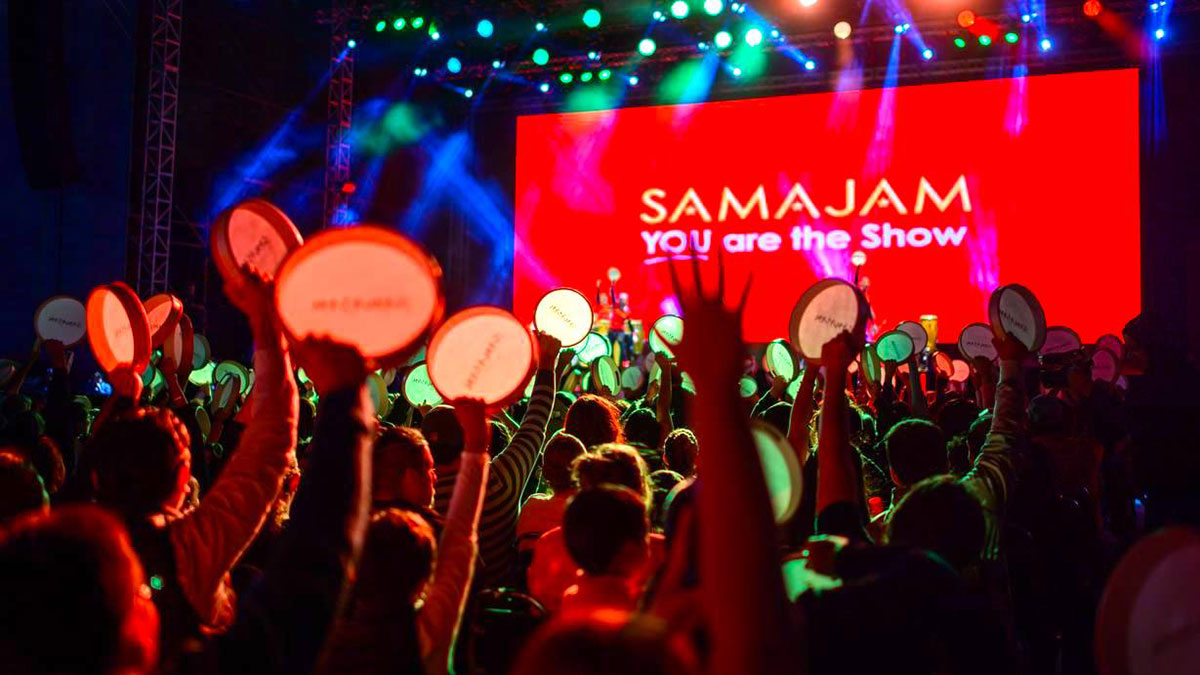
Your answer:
[745,27,763,46]
[599,69,611,80]
[921,48,933,60]
[953,37,967,48]
[412,17,424,29]
[447,57,462,73]
[653,10,665,21]
[979,34,992,46]
[532,48,550,65]
[1004,32,1019,43]
[671,1,690,19]
[770,29,780,39]
[477,19,494,37]
[581,71,593,82]
[1040,37,1053,51]
[1083,0,1102,17]
[957,10,975,28]
[1154,27,1166,40]
[834,21,852,40]
[588,50,600,60]
[628,75,639,86]
[540,82,551,92]
[430,30,440,40]
[393,18,406,30]
[560,72,573,83]
[639,38,657,55]
[799,0,818,7]
[536,21,546,31]
[583,8,602,28]
[698,41,710,50]
[492,59,503,69]
[464,89,474,98]
[732,66,743,77]
[704,0,724,15]
[804,59,816,70]
[1021,13,1032,23]
[347,39,357,48]
[375,20,386,32]
[715,30,732,48]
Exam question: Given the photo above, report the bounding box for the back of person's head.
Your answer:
[886,475,986,571]
[883,419,948,487]
[373,427,435,507]
[356,508,437,607]
[0,451,48,524]
[760,402,792,436]
[662,429,698,476]
[541,433,587,494]
[513,610,692,675]
[622,408,662,450]
[935,397,983,440]
[649,470,684,526]
[421,405,463,466]
[563,487,649,576]
[572,443,650,507]
[1028,395,1068,437]
[564,395,624,449]
[0,505,158,674]
[18,437,65,496]
[89,408,191,517]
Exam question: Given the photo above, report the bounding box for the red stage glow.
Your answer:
[1084,0,1104,17]
[514,69,1141,344]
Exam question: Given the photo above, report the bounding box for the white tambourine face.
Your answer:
[227,208,294,279]
[535,289,592,347]
[428,310,533,406]
[997,288,1039,348]
[36,297,86,345]
[794,283,859,360]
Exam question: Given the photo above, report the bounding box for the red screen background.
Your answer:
[514,68,1140,344]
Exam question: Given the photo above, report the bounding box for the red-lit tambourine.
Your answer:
[86,282,152,374]
[988,283,1046,352]
[1096,334,1124,360]
[1091,348,1120,383]
[875,330,915,363]
[1040,326,1082,356]
[402,362,442,408]
[789,279,870,365]
[163,313,194,377]
[896,320,928,355]
[534,287,593,348]
[34,295,86,347]
[426,306,538,410]
[1095,527,1200,675]
[143,293,184,347]
[950,359,971,383]
[274,226,444,370]
[211,198,304,285]
[934,351,954,378]
[751,420,803,525]
[958,322,998,362]
[648,315,684,358]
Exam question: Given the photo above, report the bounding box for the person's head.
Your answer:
[541,433,587,494]
[935,398,982,441]
[883,419,948,488]
[421,405,464,466]
[20,437,65,496]
[662,429,698,477]
[0,506,159,674]
[760,402,792,436]
[886,475,986,571]
[1028,395,1068,437]
[564,395,624,449]
[563,487,650,577]
[622,408,662,450]
[649,470,684,526]
[373,427,436,508]
[572,443,651,509]
[89,408,191,517]
[513,610,692,675]
[0,451,48,524]
[355,508,437,608]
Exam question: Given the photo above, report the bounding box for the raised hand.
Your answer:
[534,330,563,372]
[223,264,274,320]
[109,365,143,402]
[993,331,1030,362]
[820,330,860,377]
[667,249,752,385]
[290,336,368,396]
[451,398,491,454]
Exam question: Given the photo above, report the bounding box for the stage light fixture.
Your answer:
[770,29,780,39]
[715,30,732,48]
[429,28,440,40]
[978,34,992,46]
[560,72,574,83]
[957,10,975,28]
[732,66,743,77]
[412,17,424,29]
[1004,32,1019,43]
[704,0,724,15]
[464,89,474,98]
[393,18,406,30]
[1154,27,1165,40]
[477,19,494,37]
[628,75,639,85]
[1021,13,1032,23]
[953,37,967,48]
[1083,0,1102,17]
[583,8,602,28]
[492,59,503,69]
[375,20,386,32]
[588,50,600,60]
[540,83,551,92]
[671,1,690,19]
[533,48,550,65]
[653,10,665,21]
[536,21,546,31]
[639,38,657,55]
[581,71,593,82]
[804,60,816,70]
[745,27,763,46]
[1040,37,1053,51]
[921,48,933,60]
[698,41,710,50]
[599,69,611,80]
[833,22,852,40]
[347,39,357,49]
[447,57,462,73]
[799,0,818,7]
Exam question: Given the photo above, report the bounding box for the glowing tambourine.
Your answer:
[763,339,798,382]
[896,321,928,355]
[274,226,444,370]
[402,362,442,408]
[34,295,86,346]
[621,366,645,391]
[751,420,803,524]
[875,330,915,363]
[143,294,184,347]
[1041,326,1082,356]
[211,199,304,285]
[648,314,684,358]
[788,279,870,364]
[590,356,619,395]
[1096,334,1124,360]
[86,282,151,374]
[988,283,1046,352]
[958,322,998,362]
[427,306,537,410]
[534,288,593,347]
[163,313,194,376]
[1091,348,1120,383]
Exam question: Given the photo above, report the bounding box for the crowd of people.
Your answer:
[0,260,1195,675]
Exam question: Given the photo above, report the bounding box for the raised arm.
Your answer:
[787,367,818,467]
[906,354,929,418]
[491,332,560,488]
[816,332,862,515]
[654,351,675,440]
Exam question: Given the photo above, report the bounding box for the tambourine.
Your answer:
[949,359,971,383]
[1096,334,1124,360]
[988,283,1046,352]
[211,199,304,285]
[426,306,537,410]
[763,339,798,382]
[213,373,239,410]
[575,331,612,364]
[214,360,251,396]
[739,376,758,398]
[789,279,870,364]
[648,314,684,358]
[402,362,443,408]
[143,294,184,347]
[366,372,391,417]
[188,362,215,387]
[933,351,953,378]
[751,420,803,524]
[163,313,194,376]
[192,334,211,370]
[875,330,915,363]
[534,288,593,347]
[621,366,645,391]
[86,282,152,374]
[590,356,619,395]
[958,323,999,362]
[274,225,444,369]
[1041,326,1082,356]
[1091,348,1120,383]
[34,295,86,346]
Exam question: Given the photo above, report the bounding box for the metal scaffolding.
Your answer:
[136,0,182,296]
[323,1,357,228]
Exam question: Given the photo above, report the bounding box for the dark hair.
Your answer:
[564,395,624,449]
[356,508,437,606]
[622,409,662,450]
[649,470,684,526]
[663,429,698,477]
[421,406,463,466]
[572,444,650,508]
[89,408,191,517]
[541,433,587,494]
[934,398,982,440]
[0,505,155,674]
[372,427,433,501]
[0,451,48,524]
[886,475,986,571]
[21,437,65,496]
[563,487,649,575]
[883,419,948,487]
[760,402,792,436]
[513,611,690,675]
